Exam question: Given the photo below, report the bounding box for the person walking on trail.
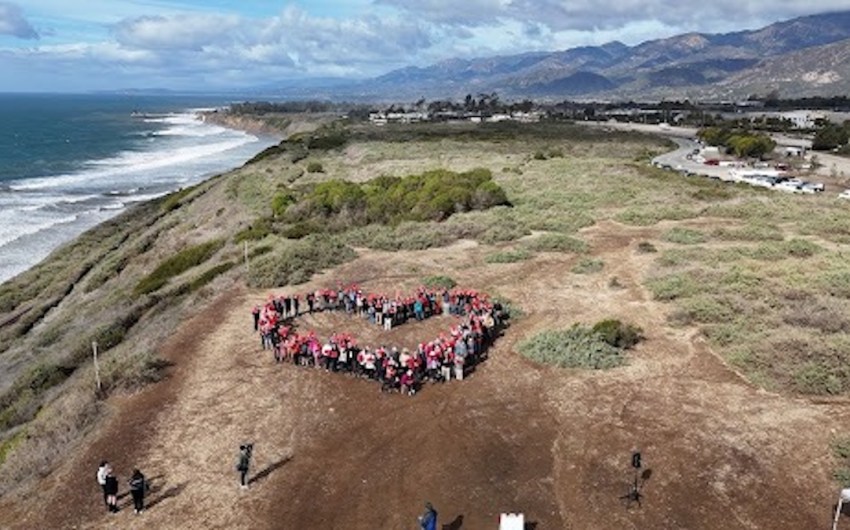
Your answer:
[418,501,438,530]
[104,468,119,513]
[128,468,147,514]
[236,444,253,489]
[96,461,110,508]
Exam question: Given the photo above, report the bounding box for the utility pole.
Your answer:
[92,341,101,393]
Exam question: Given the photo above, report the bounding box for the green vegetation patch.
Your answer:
[833,436,850,487]
[662,227,708,245]
[571,258,604,274]
[422,275,457,290]
[519,319,642,370]
[134,239,225,296]
[248,234,356,288]
[284,168,510,230]
[485,249,533,264]
[522,233,588,253]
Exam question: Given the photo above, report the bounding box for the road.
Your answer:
[591,121,850,192]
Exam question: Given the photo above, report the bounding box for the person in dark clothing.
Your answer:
[236,444,252,489]
[104,469,119,513]
[251,305,260,331]
[418,501,438,530]
[128,468,146,514]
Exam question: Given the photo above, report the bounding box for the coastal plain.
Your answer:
[1,119,850,529]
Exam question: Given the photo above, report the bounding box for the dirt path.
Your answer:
[5,226,849,529]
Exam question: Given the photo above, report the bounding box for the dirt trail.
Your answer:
[4,226,849,529]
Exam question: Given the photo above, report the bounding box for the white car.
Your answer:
[839,189,850,200]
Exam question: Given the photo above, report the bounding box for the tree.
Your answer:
[812,122,849,151]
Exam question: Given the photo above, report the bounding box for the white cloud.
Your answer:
[0,1,39,39]
[377,0,850,35]
[113,14,242,51]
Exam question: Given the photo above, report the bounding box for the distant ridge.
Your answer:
[266,10,850,101]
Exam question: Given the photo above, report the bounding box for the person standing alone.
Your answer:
[129,468,147,514]
[236,444,253,489]
[418,501,438,530]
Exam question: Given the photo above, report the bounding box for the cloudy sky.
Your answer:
[0,0,846,92]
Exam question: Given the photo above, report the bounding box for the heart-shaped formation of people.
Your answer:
[252,285,508,395]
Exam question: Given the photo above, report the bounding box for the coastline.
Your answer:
[0,107,280,286]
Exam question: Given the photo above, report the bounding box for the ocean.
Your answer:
[0,93,276,283]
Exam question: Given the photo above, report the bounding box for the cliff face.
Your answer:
[201,110,336,140]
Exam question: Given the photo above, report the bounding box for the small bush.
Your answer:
[794,362,843,395]
[134,239,225,296]
[571,258,604,274]
[662,227,707,245]
[523,233,588,253]
[485,249,533,264]
[648,274,697,301]
[306,161,324,173]
[519,325,626,370]
[422,275,457,289]
[591,319,643,349]
[636,241,657,253]
[234,218,273,243]
[160,187,194,212]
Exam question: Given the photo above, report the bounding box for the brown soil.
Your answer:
[2,221,848,529]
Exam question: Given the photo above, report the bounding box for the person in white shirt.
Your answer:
[96,461,110,508]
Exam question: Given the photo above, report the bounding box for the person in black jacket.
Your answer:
[129,468,146,514]
[236,444,253,489]
[104,469,119,513]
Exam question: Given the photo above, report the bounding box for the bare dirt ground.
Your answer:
[3,221,849,529]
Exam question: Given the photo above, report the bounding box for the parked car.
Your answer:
[839,189,850,200]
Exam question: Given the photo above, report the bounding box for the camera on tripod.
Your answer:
[620,451,644,508]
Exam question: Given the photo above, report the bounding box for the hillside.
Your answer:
[2,118,850,528]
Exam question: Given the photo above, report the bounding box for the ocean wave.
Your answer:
[9,135,258,192]
[0,211,79,248]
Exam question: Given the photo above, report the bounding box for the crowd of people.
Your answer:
[251,285,507,395]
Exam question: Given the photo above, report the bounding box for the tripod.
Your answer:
[619,451,643,508]
[619,468,643,508]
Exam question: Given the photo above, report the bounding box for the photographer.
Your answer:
[236,444,253,489]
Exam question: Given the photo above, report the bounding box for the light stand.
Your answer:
[619,451,643,509]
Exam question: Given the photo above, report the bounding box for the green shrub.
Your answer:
[662,227,707,245]
[591,319,643,349]
[571,258,604,274]
[519,325,626,370]
[637,241,657,253]
[271,192,295,217]
[134,239,225,296]
[648,274,697,301]
[422,275,457,289]
[306,161,324,173]
[485,249,533,264]
[234,218,273,243]
[793,362,843,395]
[523,233,588,253]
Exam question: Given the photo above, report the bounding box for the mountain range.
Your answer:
[279,11,850,101]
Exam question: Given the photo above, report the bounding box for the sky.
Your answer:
[0,0,847,92]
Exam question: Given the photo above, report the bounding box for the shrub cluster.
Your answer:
[485,249,532,264]
[284,168,510,230]
[519,319,643,370]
